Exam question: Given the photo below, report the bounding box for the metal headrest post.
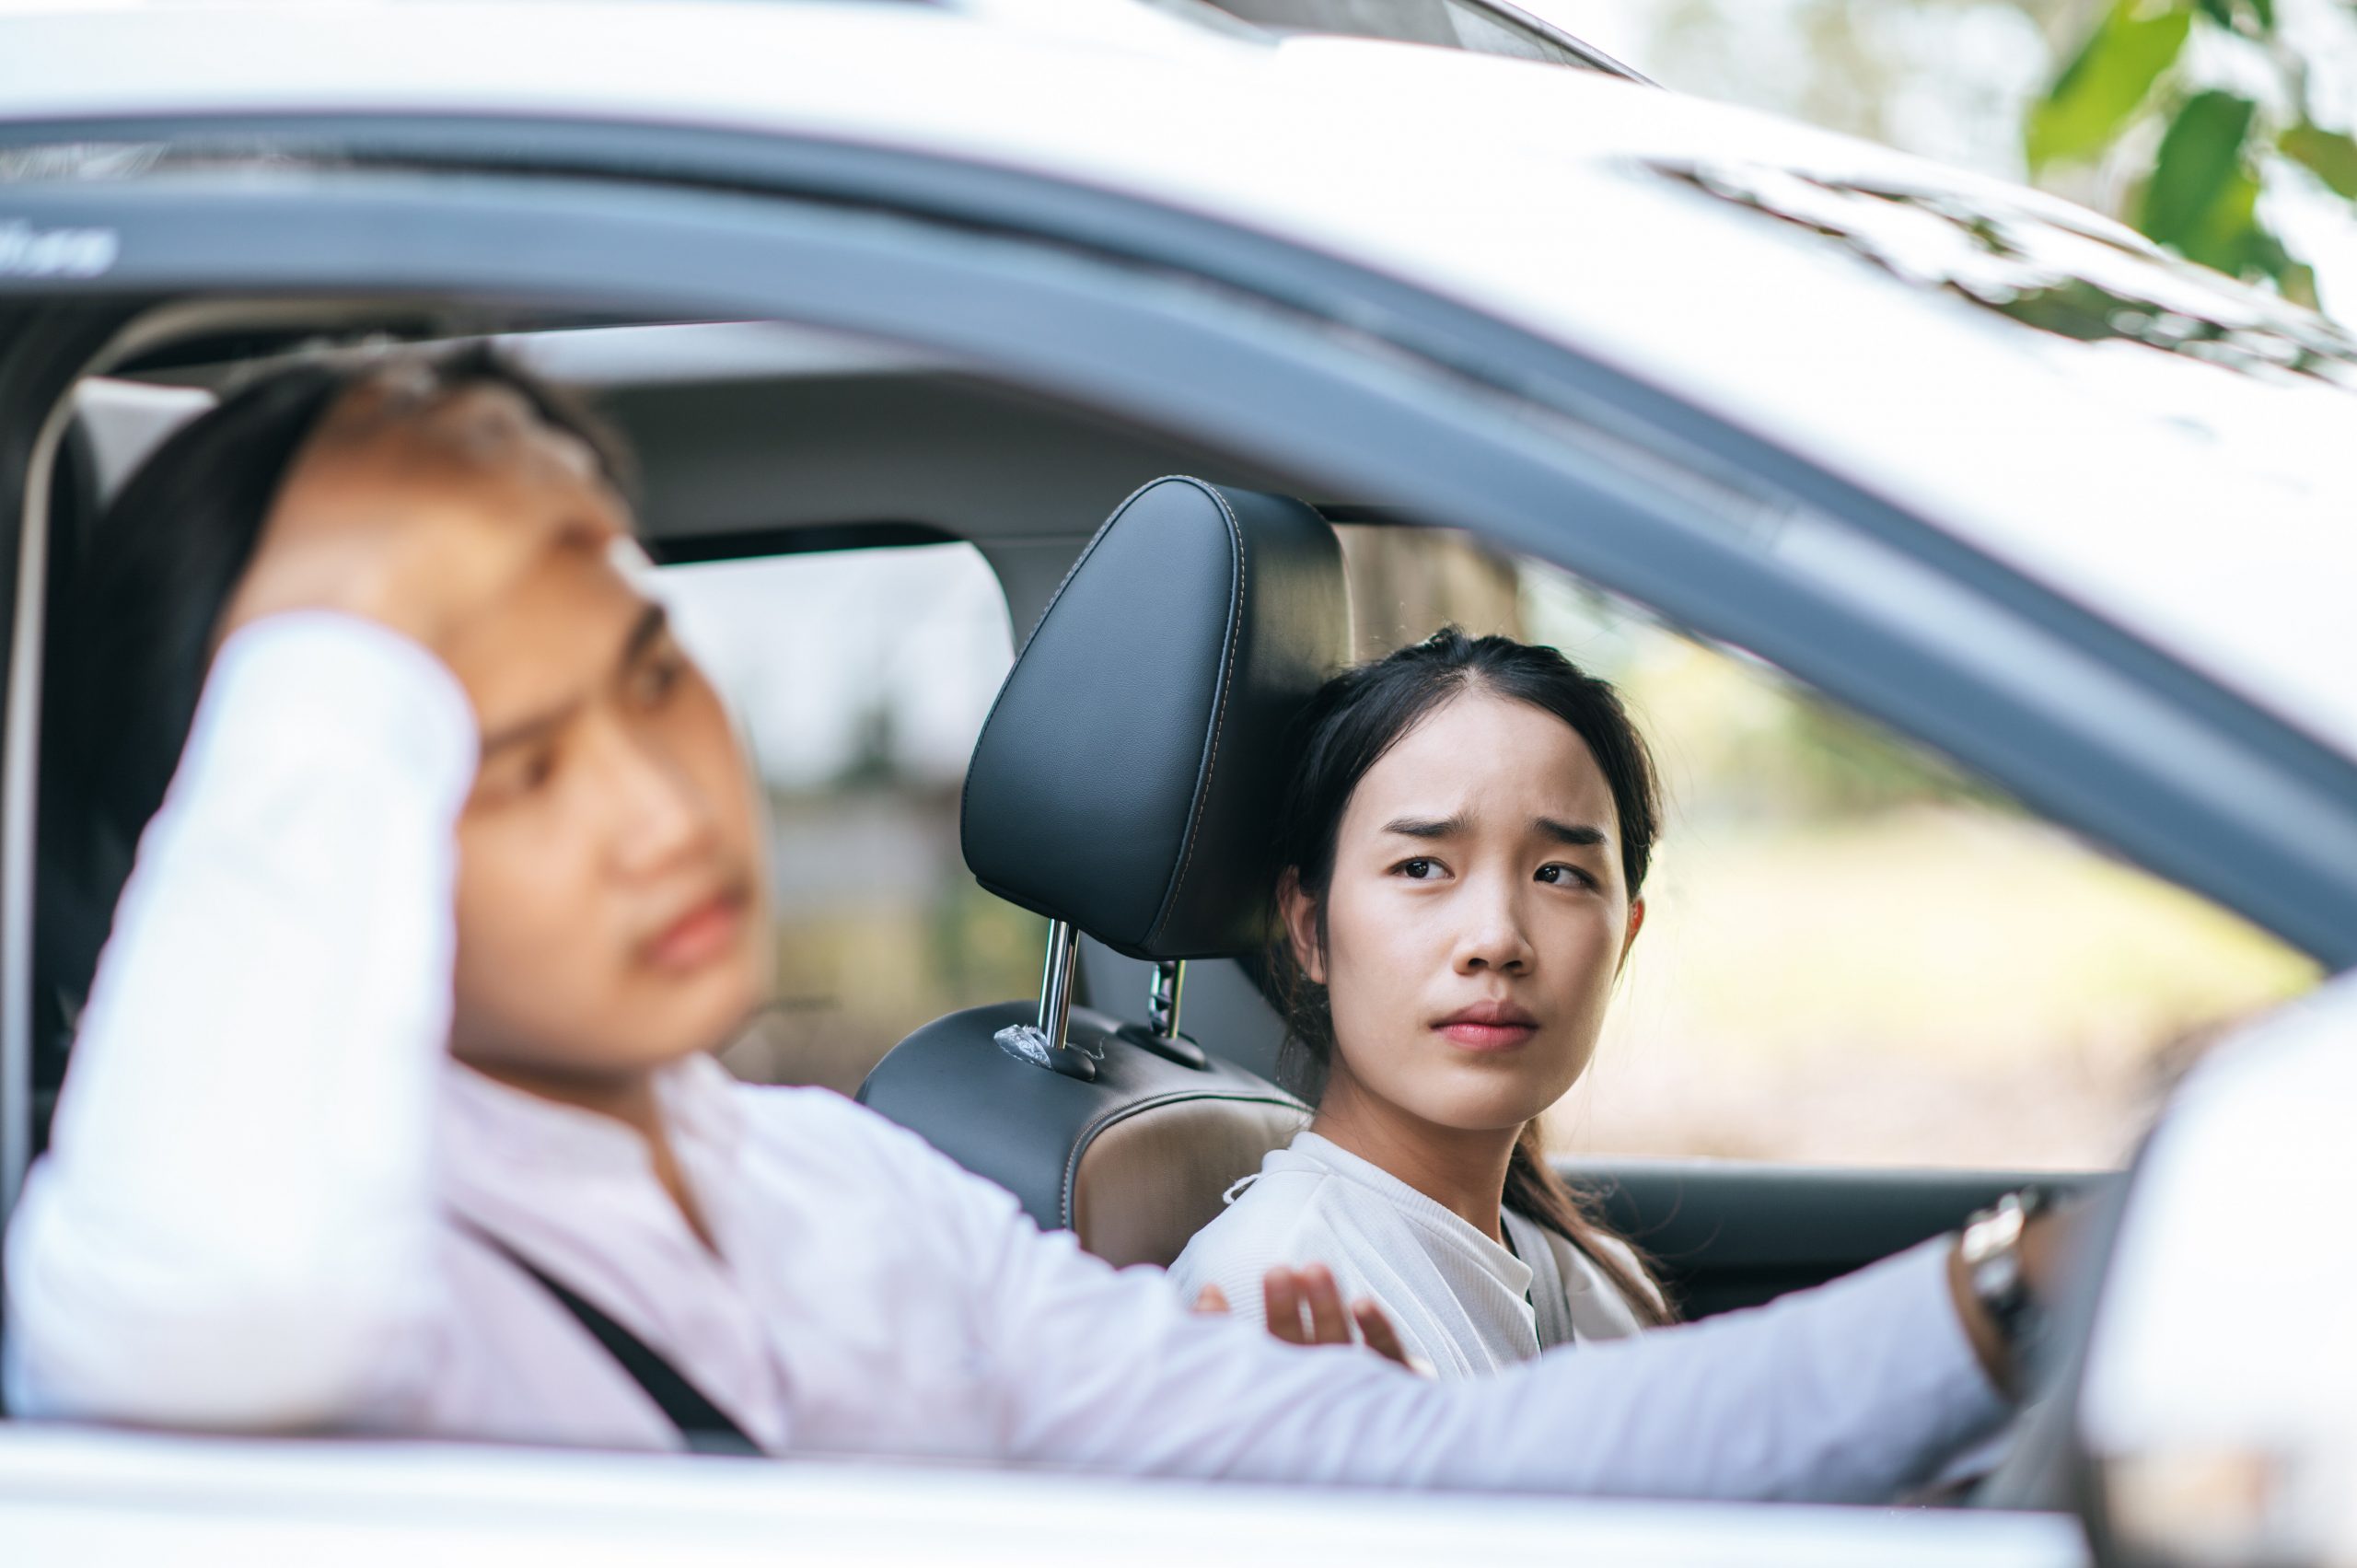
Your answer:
[993,919,1098,1080]
[1120,958,1208,1070]
[1039,919,1079,1051]
[1147,960,1184,1041]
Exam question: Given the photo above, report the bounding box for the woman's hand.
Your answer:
[218,369,628,659]
[1194,1265,1411,1368]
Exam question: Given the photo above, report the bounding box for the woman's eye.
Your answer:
[1394,857,1441,881]
[1536,863,1595,889]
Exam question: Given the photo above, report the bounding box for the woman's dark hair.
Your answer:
[1264,627,1672,1325]
[35,344,626,1076]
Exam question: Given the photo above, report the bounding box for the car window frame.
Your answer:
[1,119,2351,1277]
[0,122,2344,935]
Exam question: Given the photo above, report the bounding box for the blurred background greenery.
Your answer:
[1532,0,2357,314]
[2027,0,2351,301]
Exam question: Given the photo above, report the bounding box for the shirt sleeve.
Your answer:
[5,613,476,1429]
[890,1112,2010,1503]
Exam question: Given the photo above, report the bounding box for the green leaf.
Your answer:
[2189,170,2260,274]
[2231,198,2291,276]
[2196,0,2275,33]
[2027,0,2195,172]
[2282,122,2357,200]
[2145,153,2308,290]
[2139,89,2259,254]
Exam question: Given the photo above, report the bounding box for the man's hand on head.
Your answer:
[218,371,629,658]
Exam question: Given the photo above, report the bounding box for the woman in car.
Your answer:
[8,347,2042,1499]
[1171,632,1674,1375]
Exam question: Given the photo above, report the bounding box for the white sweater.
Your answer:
[1170,1132,1654,1379]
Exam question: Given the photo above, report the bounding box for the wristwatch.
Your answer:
[1958,1186,2052,1361]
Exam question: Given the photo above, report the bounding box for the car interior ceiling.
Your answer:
[75,319,1321,635]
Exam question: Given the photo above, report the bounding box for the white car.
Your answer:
[0,2,2351,1563]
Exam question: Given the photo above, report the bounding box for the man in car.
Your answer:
[4,349,2040,1497]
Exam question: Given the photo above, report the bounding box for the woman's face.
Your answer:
[1284,687,1643,1137]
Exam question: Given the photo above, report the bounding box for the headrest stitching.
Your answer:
[1141,480,1247,953]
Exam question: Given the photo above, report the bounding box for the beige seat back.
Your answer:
[1072,1097,1306,1269]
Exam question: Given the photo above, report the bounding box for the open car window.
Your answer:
[657,542,1041,1094]
[1336,525,2316,1171]
[661,514,2311,1170]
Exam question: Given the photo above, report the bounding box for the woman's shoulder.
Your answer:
[1167,1144,1406,1302]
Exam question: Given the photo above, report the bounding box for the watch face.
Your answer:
[1968,1198,2028,1259]
[1974,1249,2025,1302]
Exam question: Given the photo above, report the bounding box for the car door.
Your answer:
[0,95,2351,1540]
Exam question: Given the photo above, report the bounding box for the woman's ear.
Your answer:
[1617,895,1646,973]
[1277,867,1327,986]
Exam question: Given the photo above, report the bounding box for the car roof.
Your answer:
[5,0,2355,759]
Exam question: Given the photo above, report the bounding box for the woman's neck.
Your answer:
[1310,1068,1519,1244]
[462,1055,718,1254]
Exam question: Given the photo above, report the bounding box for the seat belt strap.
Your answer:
[463,1223,765,1458]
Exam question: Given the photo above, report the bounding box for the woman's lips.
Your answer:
[1436,1020,1537,1050]
[644,885,749,972]
[1433,1003,1539,1051]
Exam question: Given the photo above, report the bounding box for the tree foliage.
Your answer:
[2030,0,2357,305]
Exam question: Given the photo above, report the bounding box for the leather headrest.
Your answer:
[961,477,1348,960]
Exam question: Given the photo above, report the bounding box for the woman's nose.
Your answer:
[1454,879,1535,974]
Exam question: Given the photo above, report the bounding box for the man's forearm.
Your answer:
[6,615,474,1425]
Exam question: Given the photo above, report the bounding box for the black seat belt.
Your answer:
[464,1225,764,1458]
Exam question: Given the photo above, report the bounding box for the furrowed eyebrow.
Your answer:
[1382,814,1469,841]
[1535,817,1608,849]
[480,602,668,758]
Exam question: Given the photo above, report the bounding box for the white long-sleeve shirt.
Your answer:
[4,613,2009,1500]
[1170,1132,1653,1380]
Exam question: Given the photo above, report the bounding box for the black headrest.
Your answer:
[961,477,1349,961]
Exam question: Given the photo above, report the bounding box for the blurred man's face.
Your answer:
[442,541,770,1086]
[217,370,769,1091]
[377,402,772,1088]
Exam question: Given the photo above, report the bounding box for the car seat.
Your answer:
[857,475,1349,1268]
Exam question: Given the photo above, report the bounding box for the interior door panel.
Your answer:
[1562,1160,2115,1320]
